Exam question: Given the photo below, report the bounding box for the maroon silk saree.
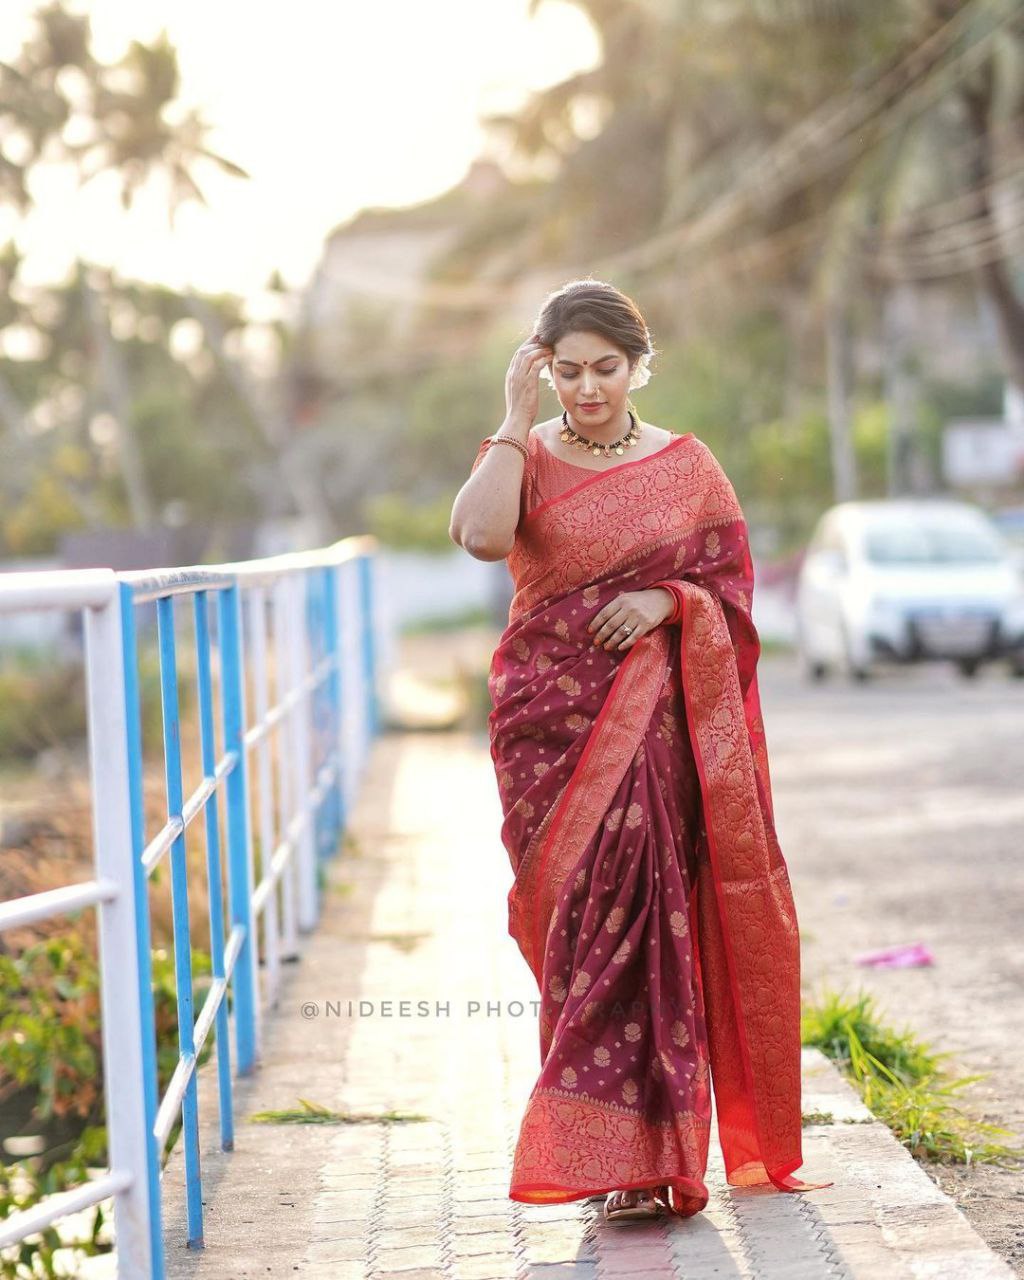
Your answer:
[487,432,827,1217]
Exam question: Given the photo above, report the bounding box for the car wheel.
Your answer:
[956,658,980,679]
[797,646,828,682]
[795,621,828,682]
[840,624,870,682]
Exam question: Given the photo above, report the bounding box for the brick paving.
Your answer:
[160,729,1013,1279]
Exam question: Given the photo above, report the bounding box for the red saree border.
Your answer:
[508,1088,711,1216]
[664,578,831,1194]
[524,432,694,524]
[511,1177,708,1215]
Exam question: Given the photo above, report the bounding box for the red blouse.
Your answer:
[471,429,671,521]
[469,431,686,622]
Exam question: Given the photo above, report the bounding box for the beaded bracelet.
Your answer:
[488,433,529,460]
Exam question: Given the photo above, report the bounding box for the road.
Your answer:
[396,628,1024,1272]
[757,655,1024,1275]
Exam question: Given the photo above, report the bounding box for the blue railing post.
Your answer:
[289,573,318,932]
[192,591,236,1150]
[244,584,282,1000]
[270,576,300,960]
[314,568,334,868]
[118,582,165,1279]
[323,565,343,856]
[335,561,353,830]
[218,581,260,1075]
[358,552,379,743]
[155,595,204,1247]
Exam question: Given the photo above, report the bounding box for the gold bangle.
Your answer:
[489,433,528,460]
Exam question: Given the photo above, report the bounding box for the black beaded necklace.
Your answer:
[560,408,642,458]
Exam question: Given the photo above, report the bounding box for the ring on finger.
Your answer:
[604,623,632,647]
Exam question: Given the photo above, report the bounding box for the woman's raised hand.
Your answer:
[505,334,554,424]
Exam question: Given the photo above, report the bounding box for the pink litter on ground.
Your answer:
[853,942,935,969]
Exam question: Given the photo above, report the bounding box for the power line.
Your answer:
[308,1,1023,320]
[588,0,1021,277]
[879,153,1024,241]
[871,193,1024,279]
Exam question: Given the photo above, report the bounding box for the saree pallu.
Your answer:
[487,432,827,1217]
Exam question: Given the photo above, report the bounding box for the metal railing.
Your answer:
[0,535,387,1278]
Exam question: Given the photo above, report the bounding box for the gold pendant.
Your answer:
[559,410,643,458]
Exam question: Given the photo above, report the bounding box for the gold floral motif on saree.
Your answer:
[488,433,830,1211]
[508,437,742,623]
[677,583,802,1175]
[511,626,672,981]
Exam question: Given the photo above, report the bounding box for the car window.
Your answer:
[863,519,1004,565]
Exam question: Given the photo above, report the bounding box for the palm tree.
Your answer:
[1,3,332,537]
[463,0,1024,498]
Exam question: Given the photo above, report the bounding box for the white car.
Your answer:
[795,499,1024,680]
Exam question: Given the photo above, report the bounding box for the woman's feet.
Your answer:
[603,1186,661,1222]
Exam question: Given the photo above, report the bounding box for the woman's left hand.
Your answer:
[587,588,674,651]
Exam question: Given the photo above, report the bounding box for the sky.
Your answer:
[1,1,599,298]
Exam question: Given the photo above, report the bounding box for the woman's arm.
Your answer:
[450,335,553,560]
[449,414,531,560]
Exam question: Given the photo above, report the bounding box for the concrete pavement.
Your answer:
[159,728,1014,1279]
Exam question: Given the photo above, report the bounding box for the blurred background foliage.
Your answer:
[1,0,1023,561]
[2,3,1024,1269]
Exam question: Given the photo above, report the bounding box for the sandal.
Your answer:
[603,1187,661,1222]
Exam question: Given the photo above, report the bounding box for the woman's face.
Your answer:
[547,330,635,428]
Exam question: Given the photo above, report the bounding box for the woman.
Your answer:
[449,279,828,1223]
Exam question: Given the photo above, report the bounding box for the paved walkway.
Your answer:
[161,730,1013,1279]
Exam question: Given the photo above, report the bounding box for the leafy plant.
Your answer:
[801,988,941,1085]
[0,932,216,1278]
[802,988,1022,1167]
[0,938,102,1122]
[0,1126,110,1279]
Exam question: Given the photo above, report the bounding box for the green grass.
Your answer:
[364,931,433,952]
[757,635,795,656]
[801,988,1023,1167]
[250,1097,429,1125]
[802,989,943,1083]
